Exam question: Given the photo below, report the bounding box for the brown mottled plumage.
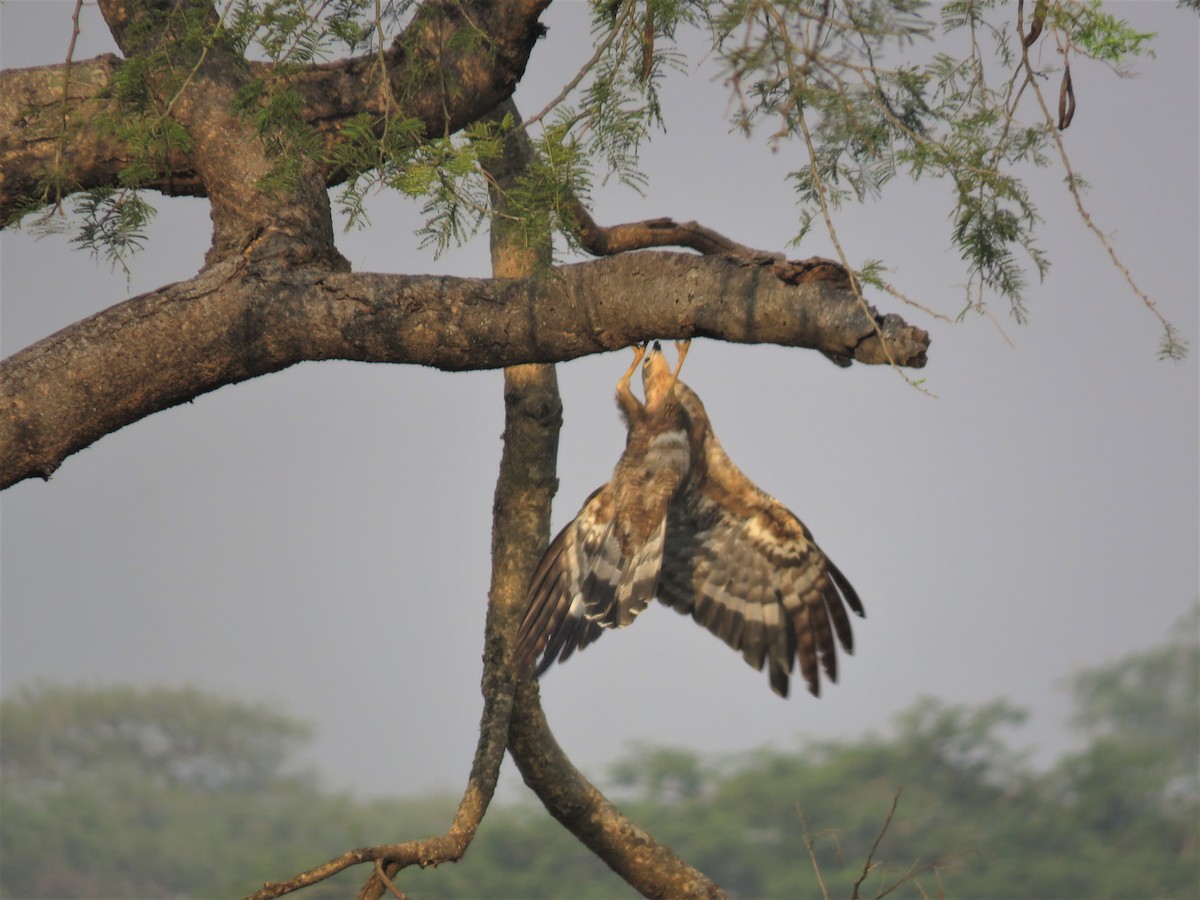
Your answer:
[516,341,864,698]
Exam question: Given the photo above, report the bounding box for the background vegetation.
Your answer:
[3,610,1194,899]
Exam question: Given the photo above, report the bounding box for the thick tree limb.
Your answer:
[243,365,561,900]
[0,0,550,226]
[90,0,342,263]
[0,251,928,489]
[0,56,193,220]
[486,97,726,897]
[356,108,567,899]
[354,365,563,899]
[509,681,726,898]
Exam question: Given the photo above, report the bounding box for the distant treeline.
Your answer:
[2,611,1196,898]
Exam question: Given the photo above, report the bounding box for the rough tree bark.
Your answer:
[0,0,552,225]
[1,2,929,896]
[0,0,928,490]
[490,100,726,898]
[0,251,925,489]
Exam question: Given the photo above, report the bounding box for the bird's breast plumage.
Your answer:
[515,345,865,699]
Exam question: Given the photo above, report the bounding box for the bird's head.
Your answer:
[641,341,678,410]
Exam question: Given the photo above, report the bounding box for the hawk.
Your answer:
[515,341,864,697]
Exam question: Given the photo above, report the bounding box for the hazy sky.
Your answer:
[2,1,1197,804]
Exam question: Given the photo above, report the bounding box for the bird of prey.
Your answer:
[515,341,864,698]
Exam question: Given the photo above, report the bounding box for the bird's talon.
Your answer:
[617,344,647,400]
[669,339,691,388]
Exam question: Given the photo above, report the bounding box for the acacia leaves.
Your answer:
[693,0,1182,355]
[1052,0,1156,65]
[225,0,385,63]
[710,1,1054,323]
[68,187,158,276]
[13,0,1180,354]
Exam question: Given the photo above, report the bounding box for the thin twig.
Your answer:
[977,303,1018,350]
[797,807,831,900]
[1021,27,1179,353]
[374,0,398,117]
[795,109,934,394]
[875,851,975,900]
[520,4,631,133]
[879,282,955,324]
[49,0,87,212]
[852,788,901,899]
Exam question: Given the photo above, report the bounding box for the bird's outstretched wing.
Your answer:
[515,472,680,675]
[517,486,614,675]
[516,343,693,675]
[657,383,864,697]
[516,344,865,700]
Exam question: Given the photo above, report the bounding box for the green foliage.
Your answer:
[100,49,197,190]
[0,684,378,899]
[1051,0,1156,64]
[330,113,412,229]
[855,258,888,289]
[581,0,696,187]
[224,0,383,62]
[120,0,216,62]
[55,188,158,277]
[716,0,1060,320]
[25,0,1176,352]
[409,140,495,254]
[117,116,196,189]
[335,116,506,251]
[1157,323,1190,362]
[234,78,325,196]
[3,614,1196,898]
[507,119,595,256]
[701,0,1167,335]
[0,682,311,793]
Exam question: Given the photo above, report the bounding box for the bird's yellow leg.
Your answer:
[669,339,692,391]
[617,343,647,413]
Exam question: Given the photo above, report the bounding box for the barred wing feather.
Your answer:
[658,479,863,698]
[518,487,614,674]
[515,345,864,700]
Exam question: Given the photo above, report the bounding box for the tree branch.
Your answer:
[572,207,782,264]
[0,0,551,226]
[485,95,727,898]
[242,100,570,897]
[356,99,567,899]
[243,364,561,900]
[0,251,927,489]
[508,681,727,898]
[355,364,563,899]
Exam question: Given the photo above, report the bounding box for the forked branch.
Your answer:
[490,96,728,898]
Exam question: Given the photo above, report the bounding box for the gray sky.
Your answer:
[2,1,1197,803]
